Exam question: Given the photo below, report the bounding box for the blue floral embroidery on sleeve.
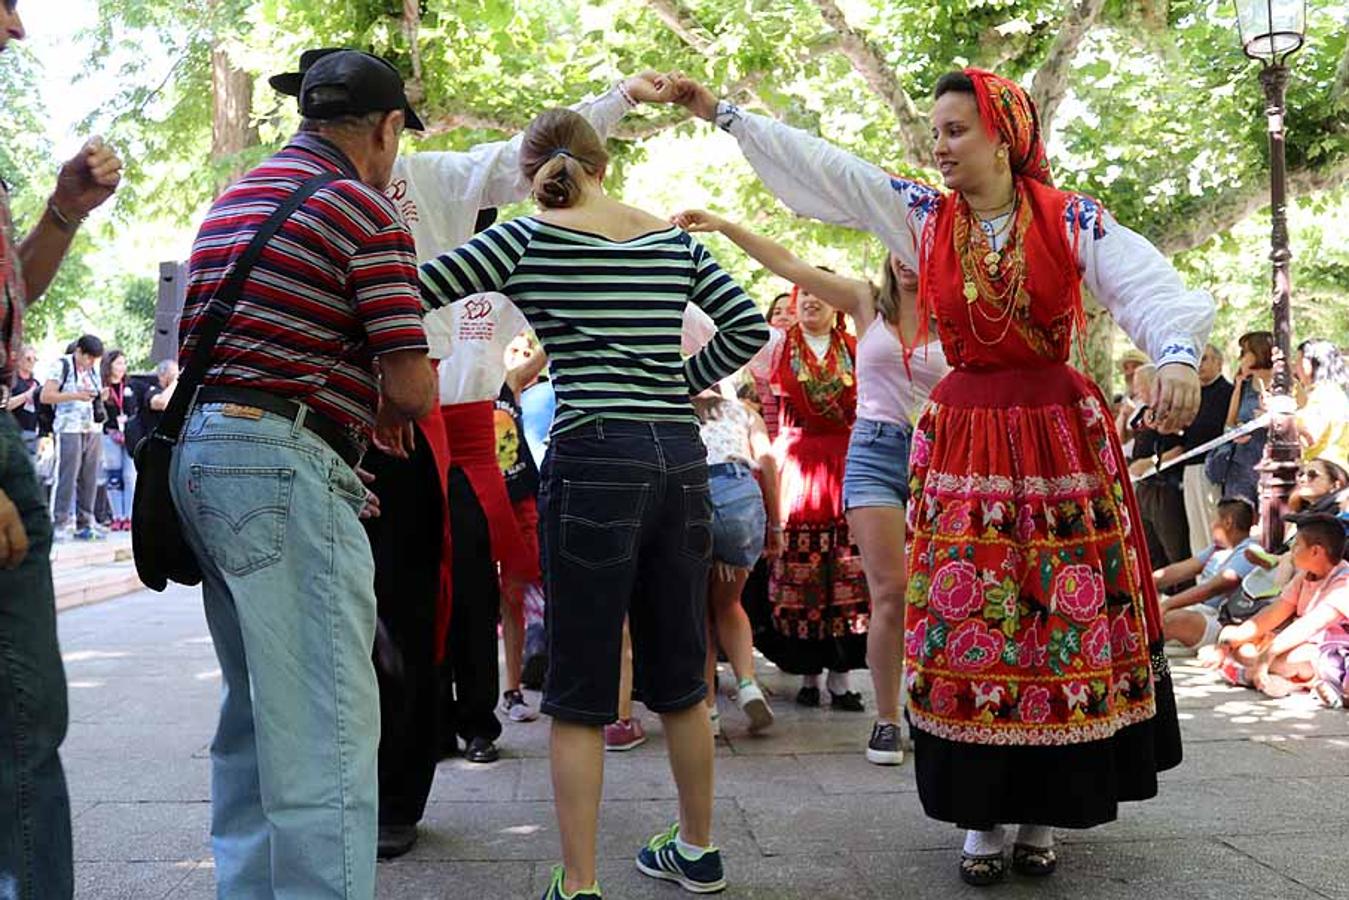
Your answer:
[1065,195,1108,240]
[893,178,940,222]
[1159,342,1198,361]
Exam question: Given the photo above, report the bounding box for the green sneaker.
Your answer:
[541,864,601,899]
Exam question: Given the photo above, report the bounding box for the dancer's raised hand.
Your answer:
[670,209,726,233]
[666,73,718,121]
[622,71,675,104]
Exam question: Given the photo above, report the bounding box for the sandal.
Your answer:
[959,851,1006,887]
[1012,843,1058,877]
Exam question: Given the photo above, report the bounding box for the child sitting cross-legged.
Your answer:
[1157,498,1259,651]
[1212,514,1349,698]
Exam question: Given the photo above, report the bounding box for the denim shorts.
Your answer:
[843,418,912,510]
[708,462,766,568]
[538,418,711,725]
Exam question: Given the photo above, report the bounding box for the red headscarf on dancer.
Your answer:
[963,67,1053,187]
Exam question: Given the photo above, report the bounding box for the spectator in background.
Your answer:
[1119,347,1149,396]
[1181,344,1233,555]
[1129,364,1190,568]
[1210,331,1274,506]
[6,344,41,457]
[134,359,178,445]
[1294,339,1349,464]
[99,350,137,530]
[1114,348,1151,452]
[40,334,105,540]
[1290,459,1349,518]
[1157,498,1258,651]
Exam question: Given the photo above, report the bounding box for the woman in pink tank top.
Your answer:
[672,208,948,767]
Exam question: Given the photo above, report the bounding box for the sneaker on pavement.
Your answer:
[603,717,646,752]
[541,864,601,899]
[865,721,904,766]
[501,689,540,722]
[708,708,721,739]
[635,823,726,894]
[735,681,774,733]
[72,527,104,542]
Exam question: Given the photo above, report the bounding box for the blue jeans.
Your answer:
[708,462,766,568]
[170,405,379,899]
[842,418,912,510]
[0,415,71,900]
[101,434,136,521]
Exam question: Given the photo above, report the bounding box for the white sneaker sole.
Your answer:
[604,736,646,752]
[635,857,727,893]
[506,707,539,723]
[866,746,904,766]
[740,697,774,733]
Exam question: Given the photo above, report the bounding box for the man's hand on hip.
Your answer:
[0,488,30,570]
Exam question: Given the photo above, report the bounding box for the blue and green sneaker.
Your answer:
[540,864,600,899]
[634,823,726,893]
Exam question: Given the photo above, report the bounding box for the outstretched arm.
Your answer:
[683,241,770,394]
[671,209,873,322]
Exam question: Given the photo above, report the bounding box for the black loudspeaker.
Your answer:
[150,261,187,365]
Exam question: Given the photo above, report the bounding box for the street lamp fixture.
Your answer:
[1233,0,1307,551]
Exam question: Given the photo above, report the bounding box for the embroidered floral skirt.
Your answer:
[904,364,1181,827]
[755,426,869,674]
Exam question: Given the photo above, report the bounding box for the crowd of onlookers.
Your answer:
[1114,333,1349,708]
[5,336,179,540]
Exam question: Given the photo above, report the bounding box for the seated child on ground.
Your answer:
[1157,498,1258,649]
[1212,515,1349,698]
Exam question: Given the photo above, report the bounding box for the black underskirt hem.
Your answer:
[911,647,1183,830]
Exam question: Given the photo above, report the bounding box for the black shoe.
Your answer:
[1012,843,1058,877]
[865,721,904,765]
[830,690,865,712]
[796,686,821,707]
[521,653,547,691]
[377,823,418,860]
[465,736,500,764]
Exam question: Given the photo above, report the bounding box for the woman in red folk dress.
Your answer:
[748,289,871,709]
[673,67,1214,885]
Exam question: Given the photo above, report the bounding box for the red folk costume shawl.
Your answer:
[903,69,1163,747]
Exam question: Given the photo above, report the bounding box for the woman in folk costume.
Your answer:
[671,68,1213,884]
[748,283,872,709]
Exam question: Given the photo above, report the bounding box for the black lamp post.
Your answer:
[1234,0,1306,551]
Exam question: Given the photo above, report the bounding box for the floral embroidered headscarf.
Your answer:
[963,68,1054,187]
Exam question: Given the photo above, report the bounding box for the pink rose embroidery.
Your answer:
[1110,611,1140,658]
[1082,617,1112,666]
[930,678,960,716]
[1079,396,1104,428]
[1053,564,1106,622]
[930,561,982,621]
[1015,504,1036,542]
[905,618,929,660]
[936,501,973,536]
[947,620,1006,672]
[1017,622,1048,669]
[1018,685,1052,724]
[910,429,932,468]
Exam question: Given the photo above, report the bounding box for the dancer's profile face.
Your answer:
[889,255,918,293]
[930,91,1003,194]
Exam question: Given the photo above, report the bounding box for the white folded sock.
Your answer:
[1016,824,1054,848]
[826,670,851,694]
[801,673,820,689]
[963,826,1007,857]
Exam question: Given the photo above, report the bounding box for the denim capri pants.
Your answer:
[708,461,766,568]
[842,418,912,510]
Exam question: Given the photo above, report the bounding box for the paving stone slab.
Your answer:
[73,860,202,900]
[792,751,919,795]
[73,801,212,863]
[1221,832,1349,900]
[427,757,523,804]
[738,791,958,854]
[376,861,534,899]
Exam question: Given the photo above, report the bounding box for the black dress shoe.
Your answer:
[465,736,500,764]
[830,690,865,712]
[377,824,418,860]
[795,686,821,707]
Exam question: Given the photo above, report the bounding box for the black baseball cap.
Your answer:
[270,48,424,132]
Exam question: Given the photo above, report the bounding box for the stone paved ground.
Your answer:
[60,586,1349,899]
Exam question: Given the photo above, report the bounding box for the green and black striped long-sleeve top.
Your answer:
[420,217,768,435]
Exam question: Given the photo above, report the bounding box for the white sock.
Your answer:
[1016,824,1054,848]
[802,674,820,689]
[676,835,708,859]
[963,826,1007,856]
[826,670,851,694]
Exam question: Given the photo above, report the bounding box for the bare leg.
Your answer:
[659,702,714,847]
[618,620,635,721]
[848,506,908,722]
[550,719,605,894]
[1163,609,1207,648]
[708,567,755,684]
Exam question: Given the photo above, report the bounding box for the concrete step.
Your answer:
[54,560,144,612]
[50,533,133,567]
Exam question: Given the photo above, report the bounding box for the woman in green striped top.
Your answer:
[419,108,767,900]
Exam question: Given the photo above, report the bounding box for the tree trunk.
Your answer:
[1075,291,1116,396]
[211,42,258,197]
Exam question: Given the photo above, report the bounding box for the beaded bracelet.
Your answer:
[616,79,638,109]
[46,197,85,233]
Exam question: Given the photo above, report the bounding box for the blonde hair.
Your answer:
[519,108,610,209]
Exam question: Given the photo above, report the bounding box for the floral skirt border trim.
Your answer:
[907,693,1156,746]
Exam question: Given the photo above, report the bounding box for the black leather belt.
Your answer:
[196,385,363,468]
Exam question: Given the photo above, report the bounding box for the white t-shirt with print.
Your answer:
[423,292,528,405]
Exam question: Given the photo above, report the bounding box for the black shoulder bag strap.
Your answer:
[151,171,340,446]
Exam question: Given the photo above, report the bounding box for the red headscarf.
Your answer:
[963,68,1053,187]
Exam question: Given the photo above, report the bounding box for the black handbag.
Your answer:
[132,172,340,591]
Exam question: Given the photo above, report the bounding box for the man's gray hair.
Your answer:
[155,359,178,378]
[298,87,388,136]
[1205,343,1223,361]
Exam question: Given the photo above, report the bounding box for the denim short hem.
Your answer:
[641,683,709,715]
[540,699,625,726]
[843,494,907,512]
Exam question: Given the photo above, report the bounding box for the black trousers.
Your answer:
[439,467,503,744]
[363,436,444,827]
[1135,480,1191,570]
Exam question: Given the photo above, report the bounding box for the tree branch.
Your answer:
[809,0,930,168]
[419,107,691,142]
[1333,37,1349,110]
[1156,157,1349,256]
[1030,0,1107,136]
[645,0,714,53]
[401,0,425,106]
